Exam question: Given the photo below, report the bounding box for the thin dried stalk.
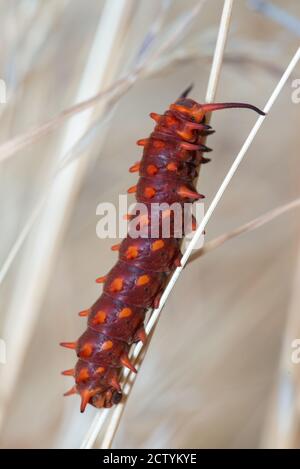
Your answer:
[80,409,110,450]
[188,197,300,264]
[205,0,233,104]
[0,76,128,163]
[97,45,300,450]
[88,0,235,450]
[148,49,287,80]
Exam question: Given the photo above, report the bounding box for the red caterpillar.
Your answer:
[61,90,264,412]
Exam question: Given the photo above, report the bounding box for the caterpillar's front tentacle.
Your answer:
[201,102,265,115]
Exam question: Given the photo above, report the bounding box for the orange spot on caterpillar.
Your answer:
[151,239,164,251]
[101,340,113,351]
[146,164,158,176]
[96,275,107,284]
[144,187,156,199]
[166,115,177,126]
[96,366,105,374]
[80,343,93,358]
[129,162,140,173]
[136,138,148,146]
[170,103,200,120]
[177,186,203,200]
[92,310,106,325]
[109,277,123,292]
[180,142,200,151]
[120,354,137,373]
[111,243,121,251]
[153,140,164,149]
[186,121,209,130]
[125,245,138,260]
[80,390,91,413]
[61,369,75,376]
[127,185,137,194]
[109,375,121,392]
[60,341,76,350]
[64,386,77,397]
[167,162,177,171]
[136,274,150,286]
[118,307,132,318]
[150,112,161,123]
[78,308,90,317]
[77,368,89,382]
[135,327,147,344]
[176,128,193,140]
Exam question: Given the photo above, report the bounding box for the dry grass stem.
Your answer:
[188,197,300,264]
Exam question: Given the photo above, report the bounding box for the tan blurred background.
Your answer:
[0,0,299,448]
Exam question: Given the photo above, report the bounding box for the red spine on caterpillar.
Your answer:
[61,90,264,412]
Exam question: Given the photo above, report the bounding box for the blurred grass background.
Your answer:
[0,0,299,448]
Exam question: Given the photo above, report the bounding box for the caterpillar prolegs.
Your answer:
[61,91,264,412]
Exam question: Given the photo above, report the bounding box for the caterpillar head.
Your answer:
[90,388,123,409]
[72,385,122,412]
[170,98,206,123]
[171,98,265,123]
